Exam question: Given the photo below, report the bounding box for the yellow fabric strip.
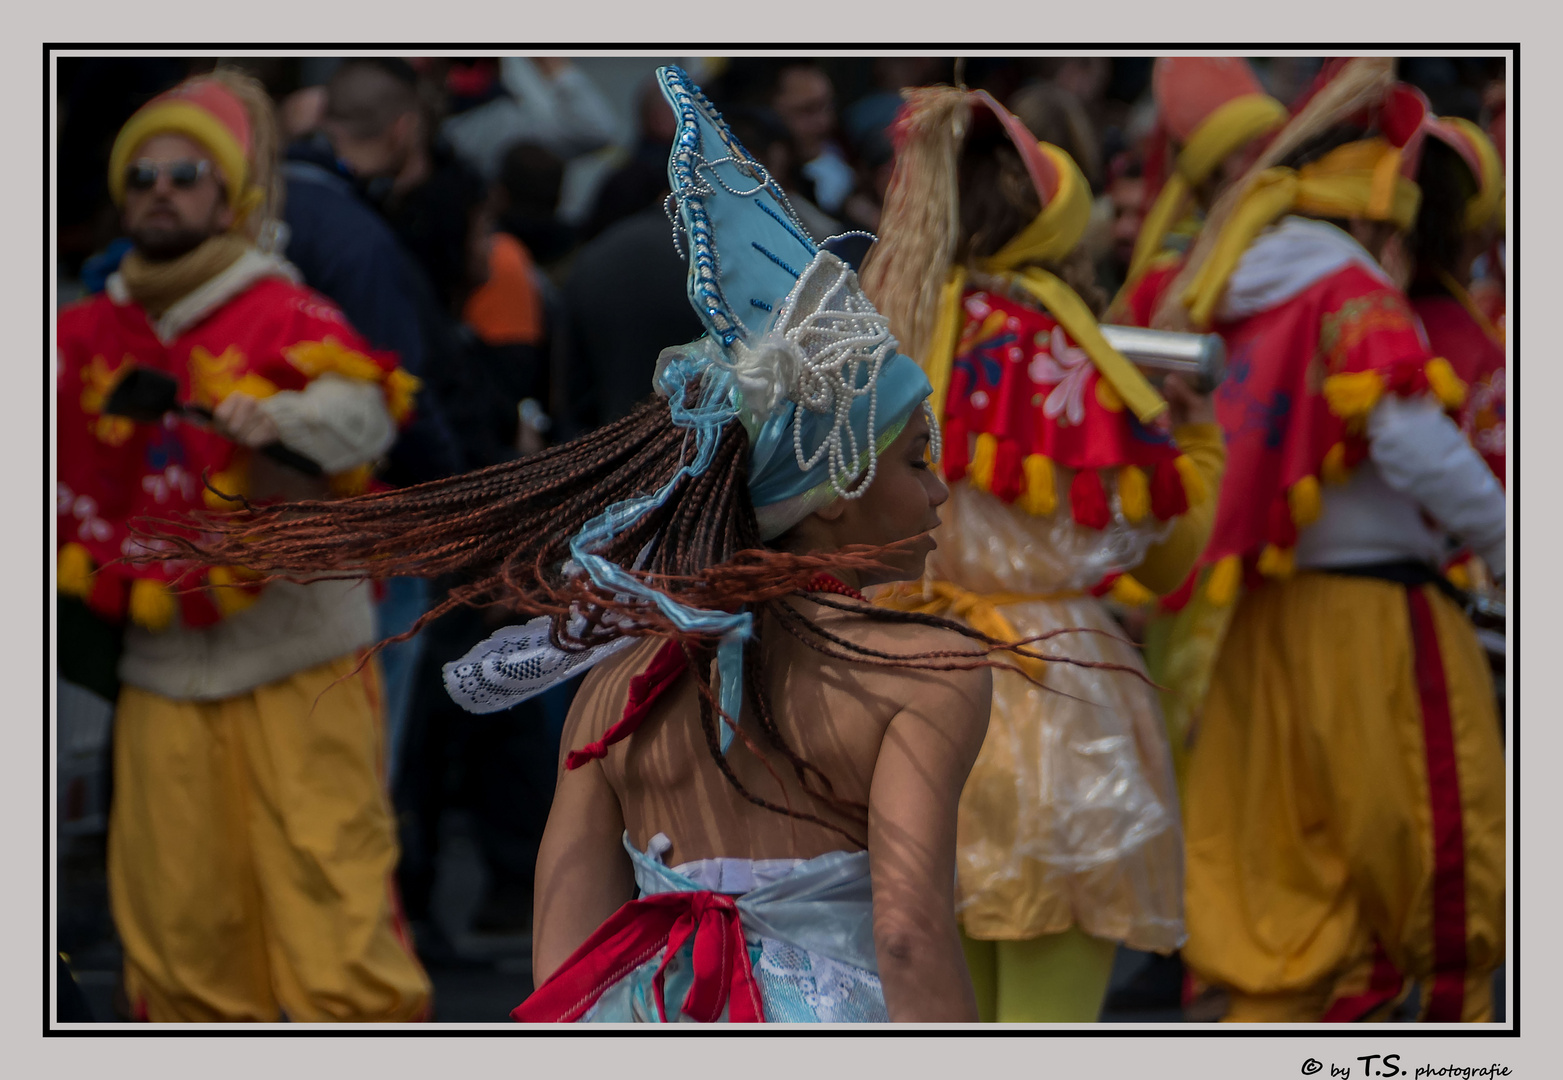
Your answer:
[922,267,968,423]
[1119,96,1286,304]
[1181,168,1300,329]
[985,142,1093,272]
[1006,268,1169,424]
[1124,174,1193,292]
[1180,139,1422,329]
[1179,95,1289,187]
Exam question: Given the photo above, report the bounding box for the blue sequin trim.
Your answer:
[756,199,817,255]
[750,299,773,312]
[662,66,744,342]
[751,241,800,279]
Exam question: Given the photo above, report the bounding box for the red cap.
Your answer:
[1153,57,1268,143]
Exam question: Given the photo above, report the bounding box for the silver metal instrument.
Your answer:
[1099,324,1227,393]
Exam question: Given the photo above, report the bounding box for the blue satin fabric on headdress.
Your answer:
[746,353,931,513]
[564,66,930,752]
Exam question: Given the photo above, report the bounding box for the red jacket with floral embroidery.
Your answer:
[940,288,1195,541]
[1203,264,1464,584]
[56,273,416,629]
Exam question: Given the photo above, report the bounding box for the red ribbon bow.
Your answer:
[513,890,765,1023]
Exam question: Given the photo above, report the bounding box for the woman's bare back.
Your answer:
[561,597,986,867]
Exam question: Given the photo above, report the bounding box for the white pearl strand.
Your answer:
[779,259,895,501]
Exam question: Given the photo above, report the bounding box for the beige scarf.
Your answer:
[118,233,253,320]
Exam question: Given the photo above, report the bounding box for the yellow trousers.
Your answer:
[961,927,1118,1023]
[108,654,432,1022]
[1184,575,1504,1023]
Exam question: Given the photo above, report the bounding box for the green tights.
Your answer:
[960,927,1118,1023]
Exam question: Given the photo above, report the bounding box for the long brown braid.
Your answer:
[139,388,1147,849]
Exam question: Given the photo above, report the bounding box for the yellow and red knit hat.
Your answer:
[1121,58,1288,289]
[1153,56,1286,157]
[107,76,263,223]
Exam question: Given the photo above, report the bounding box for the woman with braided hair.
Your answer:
[148,67,1152,1025]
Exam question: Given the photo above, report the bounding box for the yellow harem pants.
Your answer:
[1184,575,1504,1023]
[107,653,432,1022]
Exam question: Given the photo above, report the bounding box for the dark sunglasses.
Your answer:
[124,159,213,192]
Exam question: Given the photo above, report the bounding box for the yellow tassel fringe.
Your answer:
[385,368,422,424]
[1424,357,1468,410]
[1288,475,1322,529]
[970,433,999,492]
[329,463,375,497]
[207,566,262,617]
[1020,454,1057,516]
[58,543,94,598]
[1257,543,1296,578]
[1117,465,1149,523]
[1322,370,1385,428]
[129,579,177,632]
[1205,554,1243,606]
[203,467,248,511]
[1110,573,1157,608]
[1322,443,1351,485]
[1445,562,1473,591]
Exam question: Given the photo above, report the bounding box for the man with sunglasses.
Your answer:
[56,70,432,1022]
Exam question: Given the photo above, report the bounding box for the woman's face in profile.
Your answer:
[818,406,949,586]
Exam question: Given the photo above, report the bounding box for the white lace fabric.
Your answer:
[442,614,636,715]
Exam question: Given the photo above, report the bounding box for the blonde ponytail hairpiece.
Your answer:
[860,86,971,367]
[1152,57,1398,331]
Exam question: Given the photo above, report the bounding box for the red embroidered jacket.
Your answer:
[1202,264,1464,585]
[57,272,415,629]
[940,288,1194,534]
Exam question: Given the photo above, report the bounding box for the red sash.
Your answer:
[513,890,764,1023]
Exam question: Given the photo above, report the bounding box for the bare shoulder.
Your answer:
[791,599,992,729]
[563,636,665,748]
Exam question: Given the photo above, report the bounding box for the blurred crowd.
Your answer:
[53,54,1507,1023]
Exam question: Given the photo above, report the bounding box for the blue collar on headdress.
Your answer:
[564,66,934,752]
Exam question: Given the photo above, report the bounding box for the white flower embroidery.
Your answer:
[140,464,197,505]
[70,494,113,543]
[1029,326,1094,427]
